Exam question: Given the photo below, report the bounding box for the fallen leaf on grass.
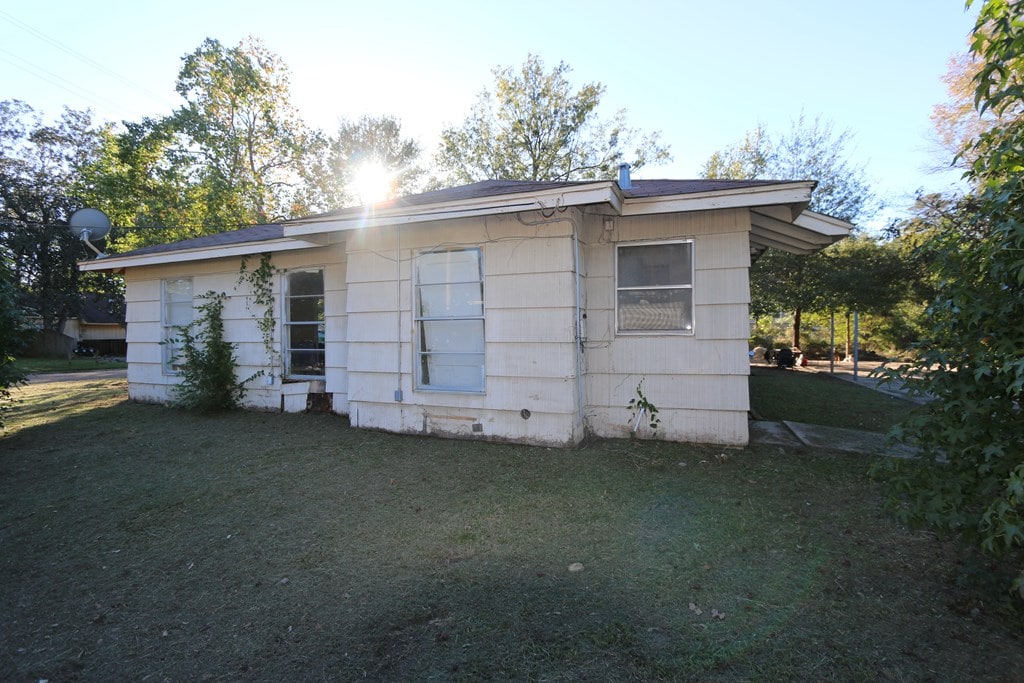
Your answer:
[688,602,703,615]
[711,609,726,620]
[568,562,584,572]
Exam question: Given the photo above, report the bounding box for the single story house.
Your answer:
[80,172,850,446]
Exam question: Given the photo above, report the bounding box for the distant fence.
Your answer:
[28,330,75,359]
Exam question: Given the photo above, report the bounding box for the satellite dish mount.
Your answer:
[69,208,111,258]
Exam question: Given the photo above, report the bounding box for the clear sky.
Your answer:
[1,1,979,225]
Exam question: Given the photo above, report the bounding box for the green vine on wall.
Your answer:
[237,253,281,374]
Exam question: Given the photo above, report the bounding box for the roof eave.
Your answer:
[620,181,816,216]
[283,182,621,236]
[78,237,324,272]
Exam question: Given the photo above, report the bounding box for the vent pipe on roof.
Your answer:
[618,163,632,190]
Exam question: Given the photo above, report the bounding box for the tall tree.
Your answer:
[703,115,877,347]
[298,115,424,209]
[170,37,315,225]
[435,54,670,184]
[879,0,1024,598]
[0,100,102,332]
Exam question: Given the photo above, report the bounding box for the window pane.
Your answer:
[285,269,325,377]
[165,301,193,327]
[419,320,484,353]
[417,283,483,318]
[416,249,480,285]
[165,278,192,302]
[289,349,324,376]
[419,353,484,389]
[289,270,324,296]
[618,288,693,331]
[289,323,325,349]
[289,296,324,322]
[618,243,692,287]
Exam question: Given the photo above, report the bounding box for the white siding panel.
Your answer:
[486,272,576,309]
[487,308,575,343]
[127,301,160,324]
[487,342,576,378]
[347,281,398,313]
[695,268,749,306]
[485,237,573,275]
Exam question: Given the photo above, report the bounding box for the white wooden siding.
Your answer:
[345,212,583,445]
[121,245,348,411]
[581,210,752,445]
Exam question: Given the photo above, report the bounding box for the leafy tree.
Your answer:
[0,258,27,428]
[299,115,424,209]
[170,37,315,225]
[435,54,670,184]
[0,100,102,332]
[704,114,877,347]
[877,0,1024,598]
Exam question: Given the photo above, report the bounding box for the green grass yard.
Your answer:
[0,377,1020,680]
[13,356,127,375]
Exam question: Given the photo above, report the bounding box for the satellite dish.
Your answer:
[69,208,111,258]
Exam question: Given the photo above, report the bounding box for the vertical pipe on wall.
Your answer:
[571,212,586,434]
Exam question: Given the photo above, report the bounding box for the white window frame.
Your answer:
[615,239,695,335]
[284,268,325,379]
[414,248,485,393]
[161,277,193,374]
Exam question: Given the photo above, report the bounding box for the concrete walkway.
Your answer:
[749,359,926,457]
[749,419,920,458]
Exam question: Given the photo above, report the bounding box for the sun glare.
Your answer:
[352,161,393,206]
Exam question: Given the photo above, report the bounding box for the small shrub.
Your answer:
[168,291,250,412]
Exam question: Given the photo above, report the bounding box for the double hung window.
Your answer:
[414,248,484,392]
[285,269,325,377]
[616,240,694,333]
[162,278,193,373]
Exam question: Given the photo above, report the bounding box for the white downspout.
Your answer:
[571,212,586,438]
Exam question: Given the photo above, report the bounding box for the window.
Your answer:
[616,240,694,333]
[285,269,325,377]
[162,278,193,373]
[415,248,484,392]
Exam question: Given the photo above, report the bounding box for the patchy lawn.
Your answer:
[1,379,1020,681]
[14,356,127,375]
[749,366,916,432]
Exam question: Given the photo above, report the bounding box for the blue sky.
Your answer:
[1,1,979,224]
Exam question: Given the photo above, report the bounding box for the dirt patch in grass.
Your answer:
[749,366,916,432]
[1,380,1021,680]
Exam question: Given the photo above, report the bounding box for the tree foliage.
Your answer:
[877,0,1024,598]
[299,115,424,208]
[704,115,879,347]
[435,54,670,184]
[0,100,103,332]
[0,258,27,428]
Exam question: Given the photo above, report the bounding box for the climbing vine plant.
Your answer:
[237,253,281,374]
[627,378,661,436]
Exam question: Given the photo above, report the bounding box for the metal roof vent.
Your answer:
[618,163,632,190]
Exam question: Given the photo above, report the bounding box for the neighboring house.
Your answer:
[63,293,127,356]
[26,293,127,357]
[80,173,850,446]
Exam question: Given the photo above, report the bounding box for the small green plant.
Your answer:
[168,291,251,412]
[627,379,660,435]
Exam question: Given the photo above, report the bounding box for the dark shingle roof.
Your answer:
[109,223,284,258]
[105,178,810,260]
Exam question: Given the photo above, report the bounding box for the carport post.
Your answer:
[829,311,835,374]
[853,310,860,378]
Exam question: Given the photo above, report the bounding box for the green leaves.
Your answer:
[434,54,670,184]
[170,291,250,412]
[879,0,1024,599]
